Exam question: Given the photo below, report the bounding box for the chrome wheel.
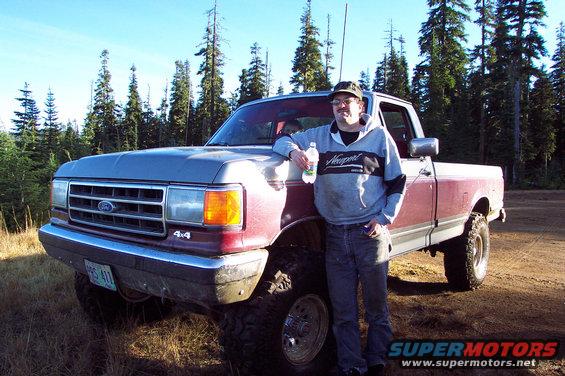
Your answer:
[281,294,329,365]
[473,233,487,279]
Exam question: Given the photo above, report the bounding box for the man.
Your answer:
[273,81,406,376]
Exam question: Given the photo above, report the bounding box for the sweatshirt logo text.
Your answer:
[318,151,385,176]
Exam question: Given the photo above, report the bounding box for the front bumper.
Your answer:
[38,224,268,307]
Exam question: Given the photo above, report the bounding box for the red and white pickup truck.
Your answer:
[39,91,505,376]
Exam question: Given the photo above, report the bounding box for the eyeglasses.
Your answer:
[330,98,359,106]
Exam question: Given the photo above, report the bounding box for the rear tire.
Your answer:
[74,272,172,325]
[444,213,490,290]
[220,249,335,376]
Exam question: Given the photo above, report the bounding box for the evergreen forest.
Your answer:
[2,0,564,232]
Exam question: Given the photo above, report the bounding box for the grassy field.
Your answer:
[0,228,225,376]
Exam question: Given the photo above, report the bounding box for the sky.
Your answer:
[0,0,562,131]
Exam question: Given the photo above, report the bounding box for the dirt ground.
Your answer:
[3,190,562,376]
[382,190,565,375]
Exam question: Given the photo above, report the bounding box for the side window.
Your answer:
[379,103,414,158]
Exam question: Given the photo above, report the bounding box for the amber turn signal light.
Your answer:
[203,189,242,226]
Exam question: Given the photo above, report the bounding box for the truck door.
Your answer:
[379,102,436,257]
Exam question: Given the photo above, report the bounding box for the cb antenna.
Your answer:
[338,2,348,82]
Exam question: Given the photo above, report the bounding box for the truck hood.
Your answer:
[55,146,284,184]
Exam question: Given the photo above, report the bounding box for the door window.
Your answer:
[379,103,414,158]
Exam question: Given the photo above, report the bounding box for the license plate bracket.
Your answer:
[84,259,117,291]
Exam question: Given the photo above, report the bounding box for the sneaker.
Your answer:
[367,364,384,376]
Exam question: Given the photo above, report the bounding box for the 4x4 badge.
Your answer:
[98,200,117,213]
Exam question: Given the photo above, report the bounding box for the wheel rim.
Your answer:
[281,294,329,365]
[473,234,487,279]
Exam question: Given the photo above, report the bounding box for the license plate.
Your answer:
[84,260,117,291]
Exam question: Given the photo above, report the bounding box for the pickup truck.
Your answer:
[39,90,505,376]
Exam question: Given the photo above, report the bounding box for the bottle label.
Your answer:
[305,162,317,176]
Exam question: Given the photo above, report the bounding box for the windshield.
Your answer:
[207,95,335,146]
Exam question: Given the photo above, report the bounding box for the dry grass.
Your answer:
[0,228,225,376]
[1,214,562,375]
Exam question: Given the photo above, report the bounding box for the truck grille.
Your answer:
[68,182,167,236]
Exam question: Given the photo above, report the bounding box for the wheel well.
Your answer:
[270,220,325,252]
[472,197,490,217]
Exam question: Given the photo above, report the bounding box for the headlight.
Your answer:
[165,185,243,227]
[166,187,205,224]
[51,179,69,209]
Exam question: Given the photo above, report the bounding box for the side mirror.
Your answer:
[409,138,439,157]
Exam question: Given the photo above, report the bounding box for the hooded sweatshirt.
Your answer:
[273,114,406,226]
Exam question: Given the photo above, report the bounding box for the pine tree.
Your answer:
[410,63,428,115]
[372,54,387,92]
[277,82,285,95]
[396,46,411,100]
[359,70,370,90]
[85,50,119,153]
[40,88,61,162]
[386,49,410,99]
[489,0,547,184]
[195,2,230,144]
[168,60,193,146]
[156,83,169,147]
[247,43,267,102]
[485,3,514,168]
[526,72,556,181]
[122,65,142,150]
[237,43,267,106]
[418,0,470,159]
[290,0,327,92]
[550,22,565,169]
[0,131,46,231]
[470,0,496,163]
[382,22,410,99]
[237,68,250,106]
[59,121,82,162]
[139,93,160,150]
[227,91,240,113]
[12,82,41,160]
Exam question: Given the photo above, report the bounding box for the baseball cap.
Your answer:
[328,81,363,100]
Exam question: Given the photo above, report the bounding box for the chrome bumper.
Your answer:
[38,224,268,306]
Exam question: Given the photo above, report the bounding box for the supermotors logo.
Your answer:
[388,340,559,369]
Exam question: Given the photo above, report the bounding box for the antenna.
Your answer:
[338,2,348,82]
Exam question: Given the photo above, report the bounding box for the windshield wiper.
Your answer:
[207,142,230,146]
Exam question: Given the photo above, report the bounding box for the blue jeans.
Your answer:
[325,222,392,372]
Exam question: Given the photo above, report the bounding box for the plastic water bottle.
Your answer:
[302,142,319,184]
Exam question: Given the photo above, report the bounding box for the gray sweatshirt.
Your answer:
[273,114,406,226]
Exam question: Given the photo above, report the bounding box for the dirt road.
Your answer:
[384,190,565,375]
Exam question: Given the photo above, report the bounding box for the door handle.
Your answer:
[419,168,432,176]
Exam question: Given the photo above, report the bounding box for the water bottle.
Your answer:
[302,142,319,184]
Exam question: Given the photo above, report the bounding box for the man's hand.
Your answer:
[289,149,309,170]
[364,218,383,238]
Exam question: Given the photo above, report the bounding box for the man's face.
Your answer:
[331,94,363,127]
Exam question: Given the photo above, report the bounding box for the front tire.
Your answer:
[74,272,172,325]
[220,249,335,376]
[444,213,490,290]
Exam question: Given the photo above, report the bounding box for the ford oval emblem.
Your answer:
[98,200,117,213]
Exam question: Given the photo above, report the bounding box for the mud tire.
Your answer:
[444,213,490,290]
[74,272,172,325]
[220,249,335,376]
